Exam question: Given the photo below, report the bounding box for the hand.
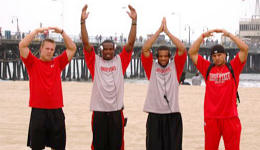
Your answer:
[81,4,89,21]
[127,5,137,21]
[162,17,169,34]
[36,28,48,33]
[48,27,62,34]
[215,29,230,37]
[158,18,164,33]
[202,29,217,38]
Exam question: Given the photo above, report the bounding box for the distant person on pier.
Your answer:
[141,17,187,150]
[0,27,2,39]
[188,29,248,150]
[80,4,137,150]
[99,34,102,43]
[179,71,191,85]
[191,72,202,86]
[19,27,76,150]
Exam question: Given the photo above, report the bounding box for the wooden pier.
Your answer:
[0,39,259,81]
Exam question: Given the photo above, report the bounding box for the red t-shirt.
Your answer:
[83,46,133,81]
[196,53,245,119]
[141,49,187,82]
[21,51,69,108]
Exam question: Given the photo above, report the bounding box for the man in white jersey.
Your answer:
[141,18,187,150]
[80,4,137,150]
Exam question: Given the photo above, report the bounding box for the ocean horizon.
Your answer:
[123,73,260,88]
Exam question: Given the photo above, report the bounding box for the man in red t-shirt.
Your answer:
[141,17,187,150]
[80,4,137,150]
[19,27,76,150]
[188,29,248,150]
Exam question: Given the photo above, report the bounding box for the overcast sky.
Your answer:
[0,0,257,41]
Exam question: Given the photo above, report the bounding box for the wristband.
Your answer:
[132,20,137,25]
[81,20,85,24]
[202,33,205,39]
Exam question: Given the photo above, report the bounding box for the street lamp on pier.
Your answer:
[11,16,20,33]
[11,16,20,39]
[184,25,191,45]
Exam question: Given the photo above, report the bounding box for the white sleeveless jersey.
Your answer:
[90,55,124,111]
[143,61,180,114]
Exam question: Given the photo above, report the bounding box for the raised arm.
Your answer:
[49,27,76,61]
[188,29,216,65]
[163,17,186,56]
[125,5,137,52]
[216,29,248,63]
[142,18,164,58]
[80,4,92,52]
[19,28,48,58]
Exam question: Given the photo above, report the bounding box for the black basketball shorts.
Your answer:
[27,108,66,150]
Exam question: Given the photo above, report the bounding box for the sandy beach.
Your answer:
[0,81,259,150]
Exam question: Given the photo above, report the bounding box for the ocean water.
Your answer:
[123,73,260,88]
[239,73,260,87]
[183,73,260,88]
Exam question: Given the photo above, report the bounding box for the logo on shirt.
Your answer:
[209,72,231,84]
[50,64,54,68]
[100,66,116,72]
[156,67,171,74]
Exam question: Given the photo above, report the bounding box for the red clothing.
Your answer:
[204,117,241,150]
[196,53,245,119]
[83,46,133,81]
[141,49,187,82]
[21,51,69,109]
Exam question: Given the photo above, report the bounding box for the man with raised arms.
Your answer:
[80,4,137,150]
[141,18,187,150]
[188,29,248,150]
[19,27,76,150]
